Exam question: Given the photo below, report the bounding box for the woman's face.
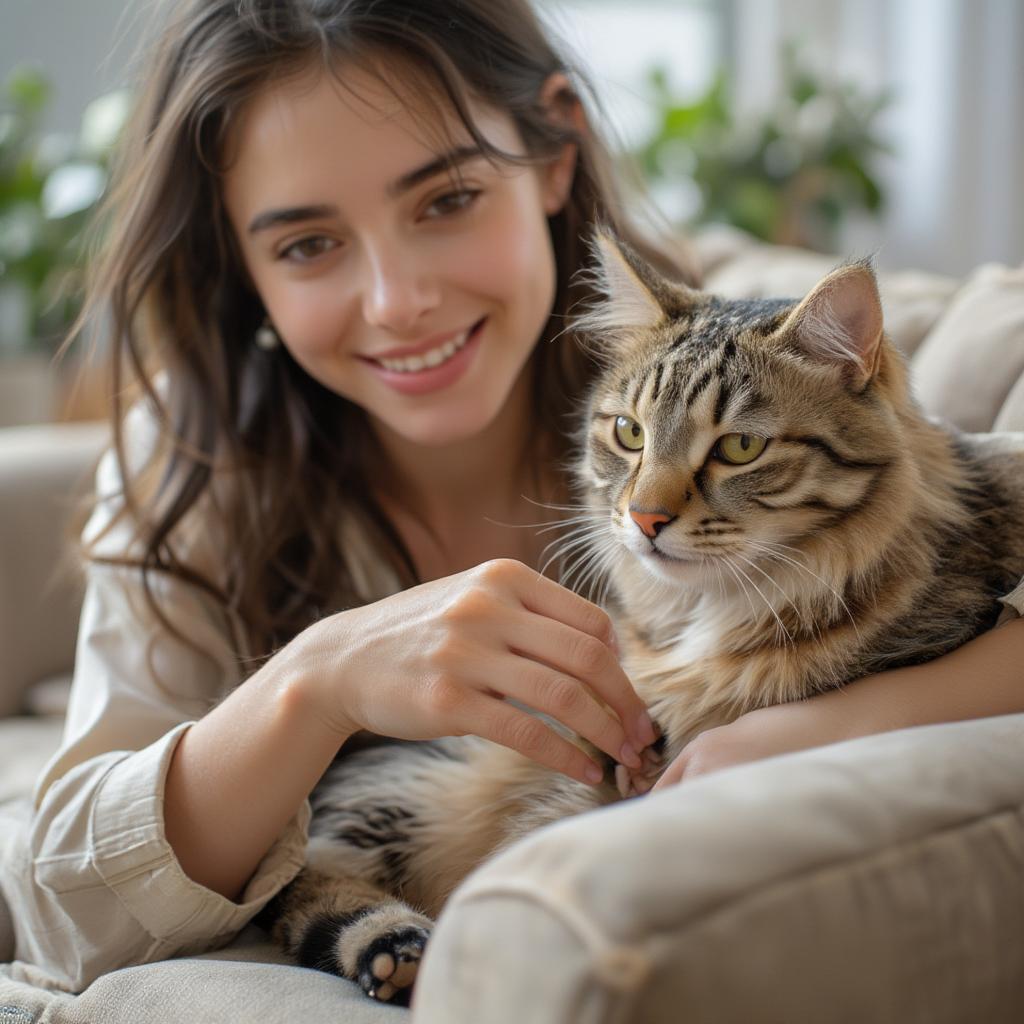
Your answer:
[223,64,574,449]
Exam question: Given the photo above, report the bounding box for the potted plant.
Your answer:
[633,43,892,253]
[0,67,128,426]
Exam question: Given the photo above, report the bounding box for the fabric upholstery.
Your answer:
[0,423,108,717]
[0,927,402,1023]
[414,715,1024,1023]
[910,263,1024,432]
[993,350,1024,433]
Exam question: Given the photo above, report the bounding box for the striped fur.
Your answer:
[265,236,1024,1003]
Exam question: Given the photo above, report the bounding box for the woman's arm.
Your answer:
[164,642,349,901]
[651,614,1024,789]
[171,558,656,899]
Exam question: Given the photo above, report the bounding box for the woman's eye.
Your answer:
[279,236,337,263]
[715,433,768,465]
[425,189,480,218]
[614,415,645,452]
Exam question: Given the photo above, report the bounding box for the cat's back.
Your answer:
[927,426,1024,624]
[958,430,1024,510]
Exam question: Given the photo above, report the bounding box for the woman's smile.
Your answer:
[360,317,486,395]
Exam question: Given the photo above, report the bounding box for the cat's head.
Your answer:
[570,230,914,596]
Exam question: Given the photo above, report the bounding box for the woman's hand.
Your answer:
[650,698,849,791]
[288,559,659,786]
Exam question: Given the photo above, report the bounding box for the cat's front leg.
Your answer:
[326,900,432,1004]
[261,857,432,1005]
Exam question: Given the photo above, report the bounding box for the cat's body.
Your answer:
[261,237,1024,1004]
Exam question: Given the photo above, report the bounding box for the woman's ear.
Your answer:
[536,72,585,216]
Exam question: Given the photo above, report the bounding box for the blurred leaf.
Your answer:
[42,163,106,219]
[5,67,51,115]
[633,40,893,251]
[80,90,131,157]
[0,69,127,353]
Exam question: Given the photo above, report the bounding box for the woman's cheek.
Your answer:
[469,192,556,307]
[270,280,353,358]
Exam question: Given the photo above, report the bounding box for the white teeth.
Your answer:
[377,327,472,373]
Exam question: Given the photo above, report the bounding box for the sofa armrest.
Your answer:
[415,714,1024,1022]
[0,421,109,718]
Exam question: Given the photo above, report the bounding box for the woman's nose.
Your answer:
[361,243,441,334]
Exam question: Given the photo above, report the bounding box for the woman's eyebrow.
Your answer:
[248,204,337,235]
[247,145,486,235]
[386,144,485,197]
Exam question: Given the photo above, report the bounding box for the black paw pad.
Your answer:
[357,925,430,1005]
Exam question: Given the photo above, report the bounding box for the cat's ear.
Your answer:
[574,228,698,349]
[778,260,885,389]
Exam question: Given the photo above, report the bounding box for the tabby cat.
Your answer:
[259,231,1024,1004]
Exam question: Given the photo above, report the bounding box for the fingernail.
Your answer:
[636,711,658,747]
[609,627,621,656]
[620,742,642,769]
[585,763,604,785]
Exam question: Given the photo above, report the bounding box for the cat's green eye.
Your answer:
[716,433,767,465]
[614,416,645,452]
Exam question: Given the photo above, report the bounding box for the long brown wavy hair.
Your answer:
[71,0,699,674]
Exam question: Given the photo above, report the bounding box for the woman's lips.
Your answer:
[363,318,486,396]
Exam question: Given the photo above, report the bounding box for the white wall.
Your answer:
[0,0,146,133]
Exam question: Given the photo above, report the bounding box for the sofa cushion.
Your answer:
[994,369,1024,432]
[0,928,402,1023]
[911,263,1024,432]
[0,422,109,718]
[414,714,1024,1022]
[22,674,73,718]
[0,717,64,806]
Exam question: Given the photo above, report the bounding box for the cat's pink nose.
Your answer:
[629,509,674,538]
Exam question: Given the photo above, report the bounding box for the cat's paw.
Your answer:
[358,925,430,1004]
[615,745,665,799]
[337,907,432,1005]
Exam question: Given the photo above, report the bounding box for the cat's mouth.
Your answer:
[647,544,704,566]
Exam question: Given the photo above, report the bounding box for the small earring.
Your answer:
[255,318,280,351]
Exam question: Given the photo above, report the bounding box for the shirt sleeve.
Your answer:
[7,439,310,992]
[997,576,1024,624]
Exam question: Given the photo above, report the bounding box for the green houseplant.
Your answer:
[634,44,892,253]
[0,67,128,358]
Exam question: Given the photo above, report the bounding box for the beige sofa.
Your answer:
[1,232,1023,1022]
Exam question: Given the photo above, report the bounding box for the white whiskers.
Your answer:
[722,553,794,645]
[746,538,862,643]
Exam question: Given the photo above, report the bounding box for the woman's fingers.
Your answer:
[490,561,657,752]
[461,692,606,786]
[504,619,646,767]
[509,658,640,769]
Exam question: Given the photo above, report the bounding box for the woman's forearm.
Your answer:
[653,615,1024,788]
[824,615,1024,739]
[163,639,349,902]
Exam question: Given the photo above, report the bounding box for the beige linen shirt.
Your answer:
[998,579,1024,622]
[5,431,304,990]
[8,392,405,993]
